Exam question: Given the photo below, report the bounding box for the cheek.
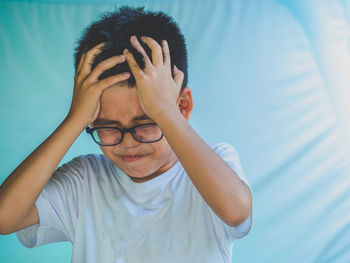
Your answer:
[99,146,114,158]
[158,137,172,152]
[154,141,173,158]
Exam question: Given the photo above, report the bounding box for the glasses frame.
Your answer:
[85,122,163,146]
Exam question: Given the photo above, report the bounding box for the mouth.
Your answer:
[120,154,146,162]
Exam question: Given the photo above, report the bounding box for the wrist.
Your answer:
[152,104,183,126]
[63,114,88,133]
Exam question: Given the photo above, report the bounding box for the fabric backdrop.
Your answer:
[1,0,350,262]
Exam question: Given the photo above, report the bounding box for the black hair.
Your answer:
[74,6,188,90]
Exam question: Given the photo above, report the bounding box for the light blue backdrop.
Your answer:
[1,0,350,262]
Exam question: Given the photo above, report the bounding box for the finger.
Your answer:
[161,40,171,69]
[80,42,106,77]
[74,52,87,84]
[130,36,152,66]
[173,65,184,89]
[141,36,163,66]
[94,72,131,92]
[124,48,144,78]
[87,54,127,83]
[76,52,87,75]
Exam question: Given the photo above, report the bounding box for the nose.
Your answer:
[120,130,140,148]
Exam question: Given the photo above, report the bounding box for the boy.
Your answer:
[0,6,253,262]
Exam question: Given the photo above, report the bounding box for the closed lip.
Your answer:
[120,154,147,162]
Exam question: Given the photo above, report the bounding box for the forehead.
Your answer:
[98,83,146,125]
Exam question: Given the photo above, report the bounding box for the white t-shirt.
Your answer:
[16,142,253,263]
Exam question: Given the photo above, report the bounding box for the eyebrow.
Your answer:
[93,114,152,126]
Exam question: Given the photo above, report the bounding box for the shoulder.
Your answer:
[209,142,250,187]
[53,153,110,176]
[47,154,113,190]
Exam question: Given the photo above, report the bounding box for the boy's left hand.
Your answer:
[123,36,184,120]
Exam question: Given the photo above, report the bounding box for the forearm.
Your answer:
[0,115,85,231]
[122,33,252,226]
[155,108,252,226]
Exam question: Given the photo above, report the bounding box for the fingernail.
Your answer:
[123,49,129,54]
[141,36,146,41]
[131,35,137,42]
[124,72,130,78]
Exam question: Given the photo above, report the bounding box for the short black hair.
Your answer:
[74,6,188,90]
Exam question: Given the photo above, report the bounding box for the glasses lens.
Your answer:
[93,128,122,145]
[133,124,162,142]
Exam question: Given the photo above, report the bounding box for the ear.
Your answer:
[177,87,193,120]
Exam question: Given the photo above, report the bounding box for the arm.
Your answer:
[155,109,252,226]
[124,36,252,227]
[0,44,130,235]
[0,116,84,235]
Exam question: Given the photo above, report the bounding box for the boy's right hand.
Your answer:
[0,43,132,235]
[67,42,130,127]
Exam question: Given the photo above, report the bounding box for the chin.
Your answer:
[117,160,156,178]
[105,151,169,179]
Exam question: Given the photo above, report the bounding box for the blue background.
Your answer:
[1,0,350,262]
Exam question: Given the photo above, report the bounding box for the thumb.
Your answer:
[173,64,184,90]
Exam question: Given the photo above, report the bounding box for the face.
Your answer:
[94,82,179,183]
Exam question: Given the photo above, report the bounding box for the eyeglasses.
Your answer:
[85,123,163,146]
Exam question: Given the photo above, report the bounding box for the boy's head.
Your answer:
[74,6,188,90]
[76,6,193,182]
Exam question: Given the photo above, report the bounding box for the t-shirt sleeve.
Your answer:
[207,143,253,240]
[16,156,85,248]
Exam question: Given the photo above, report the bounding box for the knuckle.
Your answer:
[95,62,106,72]
[88,85,100,94]
[163,53,170,61]
[82,77,93,87]
[132,61,140,68]
[103,75,121,85]
[154,45,162,53]
[87,45,99,55]
[75,75,85,86]
[139,52,148,61]
[102,77,114,86]
[149,70,157,78]
[86,49,95,58]
[141,51,147,58]
[93,86,103,94]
